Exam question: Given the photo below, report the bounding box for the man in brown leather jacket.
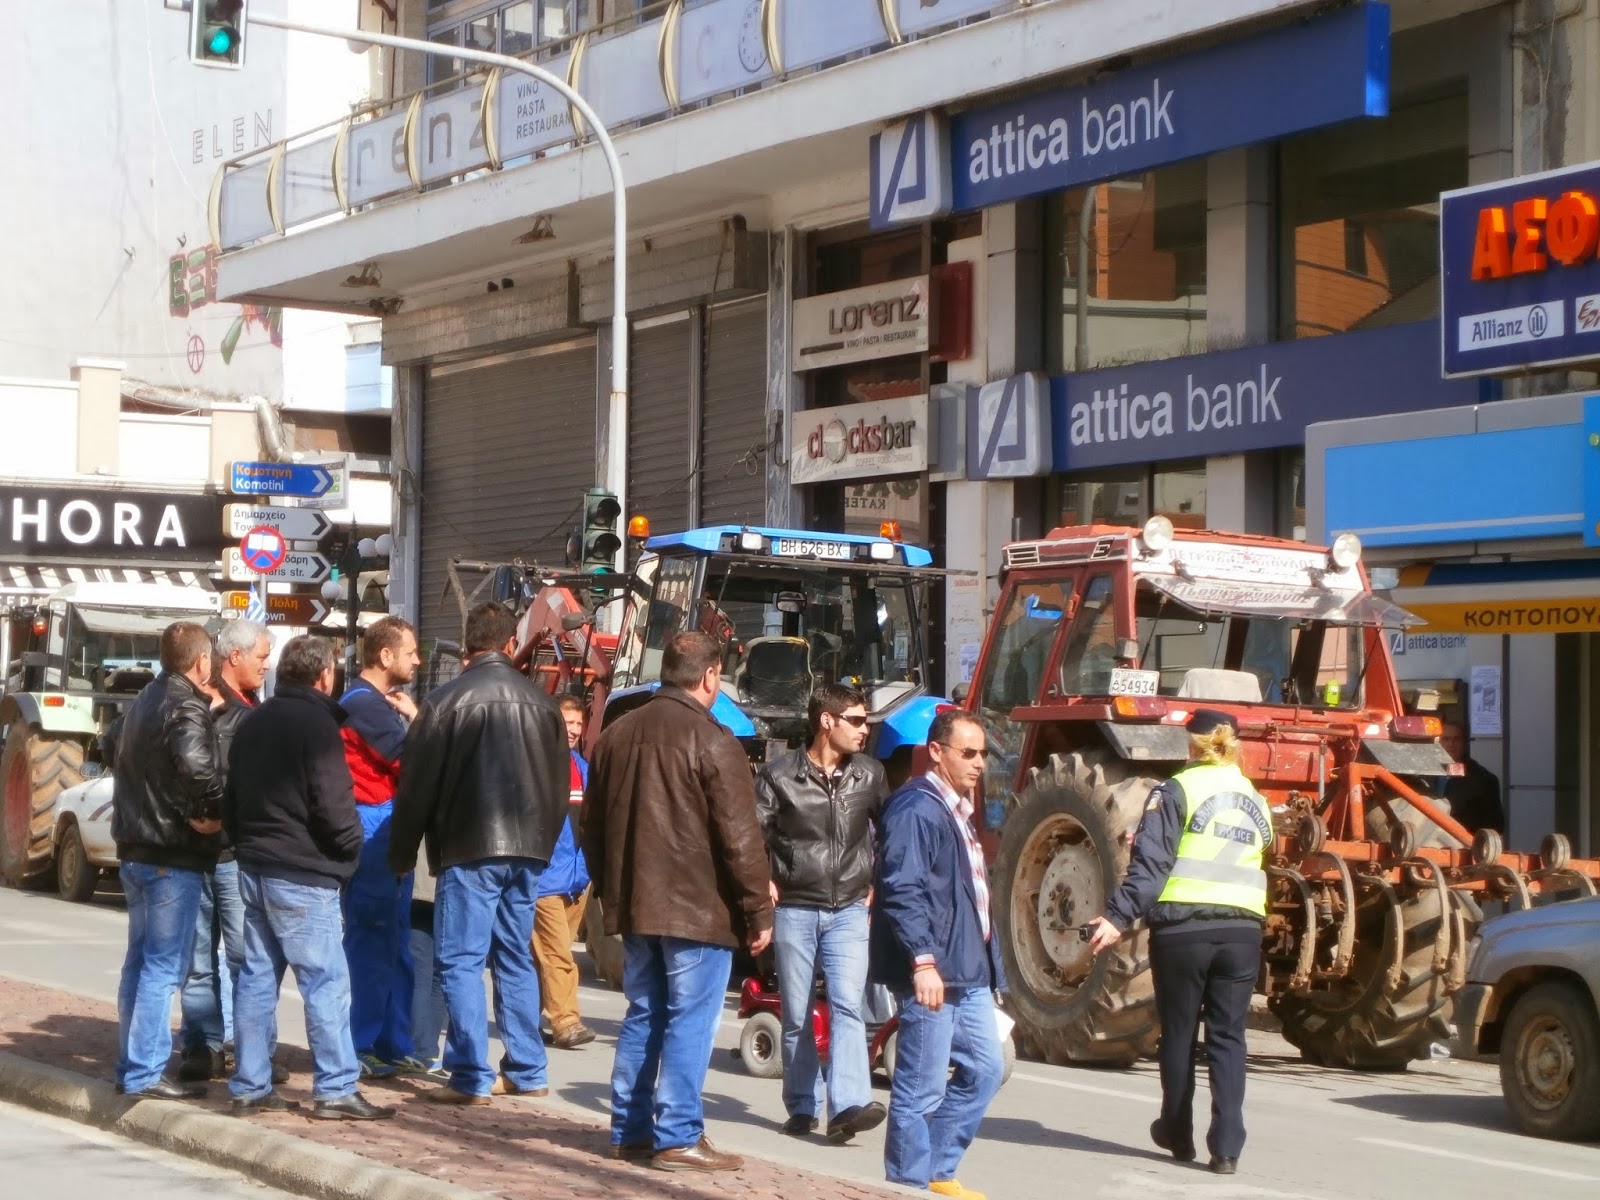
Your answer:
[582,631,772,1172]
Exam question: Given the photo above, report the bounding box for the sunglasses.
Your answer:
[831,713,870,727]
[937,743,984,761]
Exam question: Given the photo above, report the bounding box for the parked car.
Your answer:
[50,773,117,903]
[1453,895,1600,1141]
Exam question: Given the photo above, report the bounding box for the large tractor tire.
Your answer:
[992,749,1160,1067]
[584,895,625,989]
[1,721,84,888]
[1270,883,1455,1071]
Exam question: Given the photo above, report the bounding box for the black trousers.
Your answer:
[1149,933,1258,1159]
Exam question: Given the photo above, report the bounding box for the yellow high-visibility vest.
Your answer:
[1156,762,1272,916]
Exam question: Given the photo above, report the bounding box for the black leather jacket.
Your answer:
[755,749,887,909]
[389,652,569,876]
[210,682,258,862]
[111,672,223,872]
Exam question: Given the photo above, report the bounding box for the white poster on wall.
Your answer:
[1469,664,1503,737]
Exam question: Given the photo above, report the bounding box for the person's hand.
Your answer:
[385,690,419,721]
[913,963,944,1011]
[768,880,779,905]
[749,926,773,956]
[1086,916,1122,954]
[189,818,222,835]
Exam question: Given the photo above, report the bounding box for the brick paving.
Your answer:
[0,976,906,1200]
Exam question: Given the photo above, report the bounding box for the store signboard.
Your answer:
[790,395,929,485]
[792,277,933,371]
[969,372,1052,480]
[1440,160,1600,376]
[1050,321,1491,471]
[0,487,225,559]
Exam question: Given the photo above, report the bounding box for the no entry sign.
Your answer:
[239,525,288,575]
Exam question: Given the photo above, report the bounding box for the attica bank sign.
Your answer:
[1050,323,1495,472]
[871,2,1390,227]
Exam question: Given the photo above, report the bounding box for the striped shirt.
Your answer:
[925,770,991,942]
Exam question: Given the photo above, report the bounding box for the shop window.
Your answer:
[1046,162,1208,372]
[427,1,574,86]
[1056,460,1204,530]
[1279,89,1467,339]
[1277,449,1306,542]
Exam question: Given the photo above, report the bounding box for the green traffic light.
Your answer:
[206,25,239,56]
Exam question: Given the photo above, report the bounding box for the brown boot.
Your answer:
[425,1085,491,1106]
[490,1074,549,1097]
[652,1137,743,1172]
[551,1024,597,1050]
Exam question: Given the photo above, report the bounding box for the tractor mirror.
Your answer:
[775,591,806,614]
[491,565,528,610]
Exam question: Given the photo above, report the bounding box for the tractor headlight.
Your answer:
[1140,515,1175,554]
[1329,532,1362,570]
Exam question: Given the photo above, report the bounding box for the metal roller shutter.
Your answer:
[700,299,768,528]
[628,316,693,535]
[417,341,597,649]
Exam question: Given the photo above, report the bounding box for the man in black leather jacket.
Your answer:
[755,683,888,1144]
[390,603,568,1105]
[111,621,224,1101]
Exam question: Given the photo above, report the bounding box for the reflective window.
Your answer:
[1058,574,1117,696]
[978,579,1070,714]
[1057,461,1205,530]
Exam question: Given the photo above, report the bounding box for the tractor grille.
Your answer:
[1004,544,1042,569]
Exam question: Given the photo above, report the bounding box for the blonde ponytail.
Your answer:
[1188,724,1240,766]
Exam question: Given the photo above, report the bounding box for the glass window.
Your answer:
[502,2,536,55]
[464,12,498,52]
[1152,462,1205,530]
[1047,162,1207,371]
[1058,574,1117,695]
[1057,461,1204,530]
[542,0,573,40]
[427,25,462,87]
[978,579,1070,714]
[1279,90,1467,339]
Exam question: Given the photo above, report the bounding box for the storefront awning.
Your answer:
[1142,575,1423,627]
[1391,560,1600,634]
[0,564,213,604]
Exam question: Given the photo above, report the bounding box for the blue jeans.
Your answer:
[409,914,447,1065]
[231,872,360,1101]
[342,802,415,1062]
[116,862,204,1094]
[610,934,733,1151]
[773,902,870,1119]
[180,859,244,1054]
[435,858,546,1096]
[884,985,1004,1188]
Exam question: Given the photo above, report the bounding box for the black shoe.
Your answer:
[232,1092,300,1115]
[129,1078,206,1100]
[827,1102,887,1144]
[312,1092,396,1121]
[782,1114,819,1137]
[1150,1119,1196,1162]
[1210,1157,1238,1175]
[177,1048,222,1082]
[271,1060,290,1086]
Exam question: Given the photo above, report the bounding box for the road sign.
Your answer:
[238,526,288,575]
[221,590,331,627]
[223,504,332,541]
[228,459,348,502]
[223,547,333,584]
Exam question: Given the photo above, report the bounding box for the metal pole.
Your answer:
[242,11,632,617]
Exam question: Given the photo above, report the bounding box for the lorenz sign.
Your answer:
[0,487,225,560]
[790,396,929,486]
[792,277,933,371]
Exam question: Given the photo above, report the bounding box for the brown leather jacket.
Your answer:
[581,687,772,949]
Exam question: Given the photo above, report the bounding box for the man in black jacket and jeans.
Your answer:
[112,621,224,1100]
[391,603,568,1105]
[755,683,888,1143]
[226,634,392,1121]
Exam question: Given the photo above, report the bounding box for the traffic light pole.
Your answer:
[227,9,632,626]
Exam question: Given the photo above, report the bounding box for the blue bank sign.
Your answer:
[870,2,1390,228]
[1050,322,1495,472]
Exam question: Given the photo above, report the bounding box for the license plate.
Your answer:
[1108,668,1160,697]
[773,538,852,560]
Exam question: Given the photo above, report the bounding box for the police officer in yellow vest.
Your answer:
[1086,709,1270,1176]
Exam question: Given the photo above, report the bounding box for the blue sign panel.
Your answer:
[1440,163,1600,377]
[1050,322,1494,472]
[944,3,1389,215]
[228,460,338,498]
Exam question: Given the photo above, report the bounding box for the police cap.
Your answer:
[1185,708,1239,735]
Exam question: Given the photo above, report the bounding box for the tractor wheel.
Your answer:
[1270,883,1456,1071]
[1,721,83,889]
[583,896,625,990]
[992,749,1160,1068]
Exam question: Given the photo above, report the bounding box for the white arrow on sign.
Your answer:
[223,547,333,584]
[223,504,332,541]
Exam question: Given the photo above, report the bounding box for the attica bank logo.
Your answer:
[870,112,953,230]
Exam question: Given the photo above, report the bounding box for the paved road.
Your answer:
[4,884,1598,1199]
[0,1097,295,1198]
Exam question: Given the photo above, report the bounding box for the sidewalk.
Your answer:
[0,976,908,1200]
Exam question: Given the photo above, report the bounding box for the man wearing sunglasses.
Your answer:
[870,710,1005,1200]
[755,684,889,1144]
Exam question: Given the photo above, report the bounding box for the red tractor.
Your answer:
[965,519,1600,1070]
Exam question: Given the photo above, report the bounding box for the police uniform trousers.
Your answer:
[1149,925,1259,1160]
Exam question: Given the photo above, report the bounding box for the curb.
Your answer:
[0,1051,493,1200]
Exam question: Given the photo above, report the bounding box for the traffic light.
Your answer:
[580,487,622,597]
[191,0,248,69]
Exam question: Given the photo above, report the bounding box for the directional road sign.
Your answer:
[223,547,333,584]
[228,459,348,503]
[224,504,332,541]
[238,526,288,575]
[221,590,331,627]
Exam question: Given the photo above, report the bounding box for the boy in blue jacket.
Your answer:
[531,696,596,1049]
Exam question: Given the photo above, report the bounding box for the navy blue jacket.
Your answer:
[868,775,1006,993]
[538,751,591,898]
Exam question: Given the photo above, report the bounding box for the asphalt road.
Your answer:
[4,884,1599,1199]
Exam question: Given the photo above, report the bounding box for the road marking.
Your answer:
[1357,1137,1598,1181]
[1011,1070,1157,1104]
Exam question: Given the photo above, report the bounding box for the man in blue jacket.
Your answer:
[530,696,596,1049]
[870,710,1005,1200]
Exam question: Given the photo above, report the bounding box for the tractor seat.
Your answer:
[737,636,814,709]
[1175,668,1262,703]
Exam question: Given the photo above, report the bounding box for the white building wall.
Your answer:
[0,381,77,477]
